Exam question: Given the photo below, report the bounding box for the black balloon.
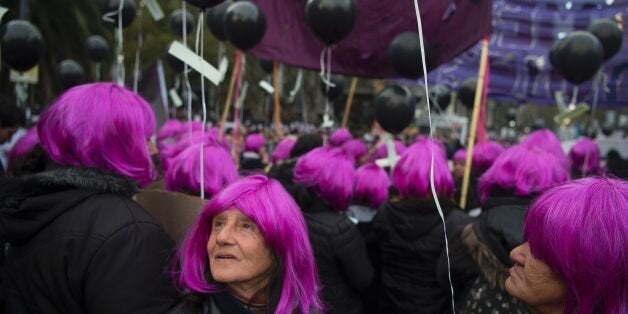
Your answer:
[56,60,86,90]
[375,85,415,134]
[184,0,225,9]
[1,20,44,72]
[320,75,346,101]
[601,125,614,137]
[85,35,110,63]
[388,32,432,79]
[549,31,603,85]
[587,19,623,61]
[305,0,356,46]
[259,58,273,74]
[224,1,266,51]
[102,0,137,28]
[206,0,232,41]
[166,53,185,73]
[429,84,451,111]
[457,78,477,109]
[170,9,194,37]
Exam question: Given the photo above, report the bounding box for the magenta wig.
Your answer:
[354,163,389,208]
[478,145,568,201]
[472,141,505,172]
[165,144,238,198]
[453,149,467,162]
[370,140,407,162]
[157,119,184,143]
[7,127,39,169]
[329,128,352,147]
[294,147,355,211]
[176,175,323,313]
[392,139,454,199]
[341,139,368,162]
[271,138,297,163]
[244,133,266,153]
[524,177,628,314]
[38,83,156,186]
[568,138,602,176]
[521,129,568,169]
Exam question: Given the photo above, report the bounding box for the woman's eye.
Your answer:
[213,222,224,230]
[241,223,254,230]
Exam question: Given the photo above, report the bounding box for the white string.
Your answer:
[196,12,207,200]
[319,47,337,122]
[182,1,193,140]
[133,1,145,92]
[591,69,602,116]
[569,85,579,107]
[116,0,125,86]
[412,1,456,313]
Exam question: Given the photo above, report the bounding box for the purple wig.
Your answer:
[341,139,368,162]
[354,163,389,208]
[176,175,323,313]
[478,145,569,201]
[521,129,568,169]
[392,139,454,199]
[157,119,184,144]
[524,177,628,314]
[271,138,297,163]
[294,147,355,211]
[165,144,238,198]
[244,133,265,153]
[329,128,352,147]
[370,140,407,162]
[472,141,505,172]
[7,127,39,169]
[38,83,156,186]
[453,149,467,162]
[568,138,602,176]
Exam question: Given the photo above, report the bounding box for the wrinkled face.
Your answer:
[207,209,274,293]
[505,242,567,308]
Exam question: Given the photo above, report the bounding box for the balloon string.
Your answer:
[133,1,145,93]
[412,0,455,313]
[569,85,579,107]
[197,11,207,200]
[591,69,602,117]
[183,1,193,140]
[116,0,125,86]
[326,47,333,120]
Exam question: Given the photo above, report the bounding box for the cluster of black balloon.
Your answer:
[56,60,86,91]
[101,0,137,28]
[305,0,356,46]
[170,9,195,37]
[388,32,432,79]
[375,85,415,134]
[457,78,478,110]
[549,19,622,85]
[429,85,451,112]
[319,75,346,101]
[1,20,45,72]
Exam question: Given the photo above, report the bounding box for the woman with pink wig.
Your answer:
[171,175,323,313]
[270,137,296,164]
[372,139,470,313]
[329,128,353,147]
[5,126,45,176]
[0,83,177,313]
[506,177,627,314]
[241,133,267,173]
[568,138,602,178]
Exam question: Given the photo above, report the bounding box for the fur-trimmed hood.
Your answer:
[0,167,138,245]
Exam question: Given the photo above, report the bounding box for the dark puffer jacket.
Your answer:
[301,197,374,314]
[0,167,178,314]
[372,197,470,314]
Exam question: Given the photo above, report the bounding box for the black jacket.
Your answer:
[372,197,470,314]
[169,292,256,314]
[301,197,374,314]
[0,167,178,314]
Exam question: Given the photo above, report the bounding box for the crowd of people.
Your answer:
[0,83,627,313]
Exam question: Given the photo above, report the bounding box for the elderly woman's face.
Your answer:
[207,209,274,295]
[506,242,567,308]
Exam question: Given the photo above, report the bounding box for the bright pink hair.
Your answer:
[453,149,467,162]
[341,139,368,162]
[392,139,454,199]
[329,128,352,147]
[271,138,296,163]
[7,127,39,169]
[38,83,156,186]
[354,163,389,208]
[244,133,265,153]
[370,140,407,162]
[524,177,628,314]
[478,145,569,201]
[568,138,602,176]
[157,119,184,144]
[165,143,238,198]
[521,129,568,169]
[176,175,323,313]
[472,141,505,172]
[293,147,355,211]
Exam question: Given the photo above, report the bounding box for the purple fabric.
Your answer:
[249,0,492,78]
[426,0,628,107]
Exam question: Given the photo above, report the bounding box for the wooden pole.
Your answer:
[460,37,490,209]
[219,50,241,139]
[273,62,283,138]
[341,77,358,128]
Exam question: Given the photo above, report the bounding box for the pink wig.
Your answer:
[453,149,467,162]
[521,129,568,169]
[478,145,569,201]
[293,147,355,211]
[38,83,156,186]
[370,140,407,162]
[568,138,602,176]
[341,139,368,162]
[472,141,505,172]
[271,138,297,163]
[244,133,265,153]
[392,139,454,199]
[329,128,352,147]
[160,130,228,172]
[524,177,628,314]
[165,144,238,198]
[176,175,323,313]
[354,163,389,208]
[7,127,39,169]
[157,119,184,144]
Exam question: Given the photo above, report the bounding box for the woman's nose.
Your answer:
[215,225,236,245]
[510,242,528,265]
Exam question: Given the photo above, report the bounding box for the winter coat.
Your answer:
[439,195,533,313]
[0,167,178,314]
[300,195,374,314]
[372,197,470,314]
[169,292,259,314]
